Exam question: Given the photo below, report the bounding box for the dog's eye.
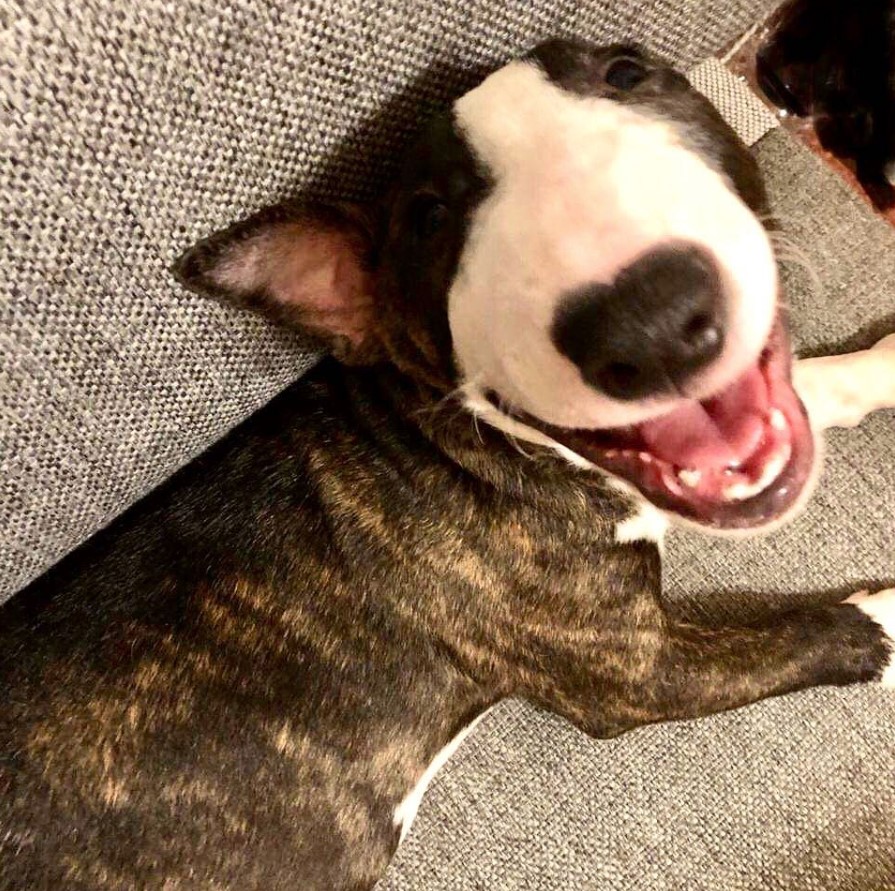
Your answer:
[409,195,450,240]
[605,58,648,90]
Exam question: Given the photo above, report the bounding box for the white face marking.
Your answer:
[846,589,895,687]
[394,712,486,843]
[449,61,777,431]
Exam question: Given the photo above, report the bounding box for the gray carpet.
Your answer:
[1,0,780,603]
[376,131,895,890]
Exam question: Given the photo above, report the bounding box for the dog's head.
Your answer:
[176,39,815,532]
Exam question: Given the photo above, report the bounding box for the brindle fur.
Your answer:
[1,361,888,891]
[1,40,891,891]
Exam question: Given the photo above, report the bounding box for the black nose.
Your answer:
[551,243,726,401]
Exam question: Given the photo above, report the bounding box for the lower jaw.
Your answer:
[524,326,817,530]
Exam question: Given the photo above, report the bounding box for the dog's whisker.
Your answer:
[470,410,484,445]
[776,256,822,296]
[769,232,822,295]
[410,382,473,421]
[501,429,536,460]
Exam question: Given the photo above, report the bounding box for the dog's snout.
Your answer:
[552,244,726,401]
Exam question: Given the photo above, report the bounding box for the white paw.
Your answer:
[871,333,895,352]
[846,588,895,687]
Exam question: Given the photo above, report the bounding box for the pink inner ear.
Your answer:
[211,222,373,349]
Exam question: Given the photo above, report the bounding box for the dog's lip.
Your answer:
[502,320,815,529]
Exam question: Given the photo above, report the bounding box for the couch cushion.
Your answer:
[375,128,895,889]
[1,0,781,602]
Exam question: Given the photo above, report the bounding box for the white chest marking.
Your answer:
[614,500,669,548]
[394,712,486,843]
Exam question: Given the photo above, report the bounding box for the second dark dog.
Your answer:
[758,0,895,204]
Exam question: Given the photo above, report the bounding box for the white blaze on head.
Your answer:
[448,60,777,430]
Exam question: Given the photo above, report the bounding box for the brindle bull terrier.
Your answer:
[2,39,894,891]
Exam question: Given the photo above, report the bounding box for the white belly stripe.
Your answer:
[393,711,487,843]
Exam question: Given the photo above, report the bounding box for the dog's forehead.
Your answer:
[452,58,669,177]
[435,45,763,212]
[396,43,753,207]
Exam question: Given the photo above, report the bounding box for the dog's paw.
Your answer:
[871,333,895,352]
[846,588,895,687]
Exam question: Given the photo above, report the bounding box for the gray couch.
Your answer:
[3,1,894,887]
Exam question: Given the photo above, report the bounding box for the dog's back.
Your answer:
[0,359,635,890]
[1,365,434,889]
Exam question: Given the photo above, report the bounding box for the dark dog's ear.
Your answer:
[174,201,381,364]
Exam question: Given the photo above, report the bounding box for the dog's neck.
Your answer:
[335,358,632,519]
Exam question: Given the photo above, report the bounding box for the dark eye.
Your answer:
[409,194,450,240]
[605,58,648,90]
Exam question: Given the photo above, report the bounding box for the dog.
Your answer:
[757,0,895,206]
[2,38,895,891]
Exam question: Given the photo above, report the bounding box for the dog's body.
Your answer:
[2,39,895,891]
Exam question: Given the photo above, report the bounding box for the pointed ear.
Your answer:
[173,201,381,364]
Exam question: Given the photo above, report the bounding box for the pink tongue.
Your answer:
[638,366,768,469]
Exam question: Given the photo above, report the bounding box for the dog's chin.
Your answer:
[516,320,817,531]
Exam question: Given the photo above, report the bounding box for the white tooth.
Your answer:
[677,469,702,488]
[722,444,792,502]
[770,408,787,431]
[723,481,759,502]
[663,472,684,496]
[638,451,654,464]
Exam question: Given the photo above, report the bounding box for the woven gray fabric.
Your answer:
[381,694,895,890]
[0,0,780,603]
[376,130,895,890]
[688,56,779,146]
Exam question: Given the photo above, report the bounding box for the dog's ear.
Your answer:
[174,201,381,364]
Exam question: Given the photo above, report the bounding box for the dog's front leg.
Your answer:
[525,589,894,738]
[794,333,895,430]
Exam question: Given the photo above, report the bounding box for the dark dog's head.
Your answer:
[176,39,815,532]
[757,0,895,201]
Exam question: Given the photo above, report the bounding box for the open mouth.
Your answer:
[518,320,816,529]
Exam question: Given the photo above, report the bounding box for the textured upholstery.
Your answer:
[1,0,779,602]
[377,130,895,890]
